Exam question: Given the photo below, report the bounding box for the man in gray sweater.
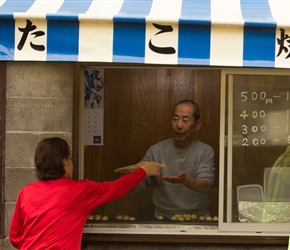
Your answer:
[141,100,215,218]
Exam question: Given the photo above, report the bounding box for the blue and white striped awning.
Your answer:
[1,0,290,68]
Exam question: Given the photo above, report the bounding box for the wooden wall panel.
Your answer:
[84,68,132,181]
[131,69,156,161]
[193,69,221,215]
[171,68,195,104]
[193,70,220,155]
[153,68,172,143]
[104,68,134,174]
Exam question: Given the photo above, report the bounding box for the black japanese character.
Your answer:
[149,23,176,54]
[276,28,290,59]
[17,19,45,52]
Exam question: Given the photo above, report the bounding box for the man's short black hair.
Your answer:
[173,99,200,121]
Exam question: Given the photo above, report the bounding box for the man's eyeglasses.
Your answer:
[68,157,77,163]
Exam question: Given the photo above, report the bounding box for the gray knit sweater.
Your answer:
[141,138,215,218]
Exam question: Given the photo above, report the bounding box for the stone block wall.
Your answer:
[2,61,73,249]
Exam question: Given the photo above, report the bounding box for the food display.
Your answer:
[94,215,101,220]
[156,215,164,220]
[115,215,123,220]
[191,214,197,220]
[86,162,218,226]
[87,213,218,224]
[87,215,94,220]
[238,201,290,223]
[206,216,212,221]
[101,215,109,221]
[199,216,205,221]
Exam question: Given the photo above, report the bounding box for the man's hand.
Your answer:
[162,171,187,183]
[163,171,210,193]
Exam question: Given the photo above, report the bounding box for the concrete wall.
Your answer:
[2,62,73,249]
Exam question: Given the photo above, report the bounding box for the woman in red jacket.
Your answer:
[10,137,160,250]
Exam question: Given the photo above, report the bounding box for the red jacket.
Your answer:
[9,168,146,250]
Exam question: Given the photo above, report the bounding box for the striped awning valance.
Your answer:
[1,0,290,68]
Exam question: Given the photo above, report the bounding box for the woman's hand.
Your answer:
[141,162,162,176]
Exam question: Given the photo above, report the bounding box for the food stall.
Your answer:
[1,0,290,246]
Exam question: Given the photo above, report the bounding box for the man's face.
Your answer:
[171,103,201,148]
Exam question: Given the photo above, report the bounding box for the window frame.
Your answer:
[74,63,289,245]
[219,68,290,234]
[0,62,6,239]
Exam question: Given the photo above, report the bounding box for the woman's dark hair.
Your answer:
[35,137,70,180]
[173,99,200,121]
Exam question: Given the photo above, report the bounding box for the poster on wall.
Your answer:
[84,67,104,146]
